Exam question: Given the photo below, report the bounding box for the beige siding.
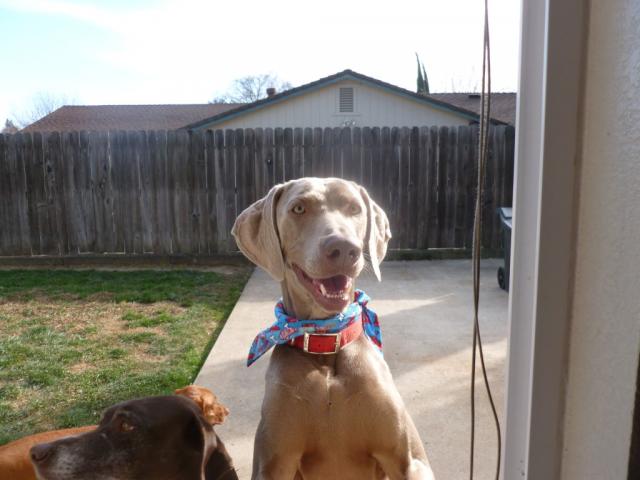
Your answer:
[211,80,469,129]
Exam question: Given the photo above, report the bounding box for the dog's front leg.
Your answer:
[251,417,303,480]
[373,451,435,480]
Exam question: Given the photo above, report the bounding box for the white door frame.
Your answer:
[502,0,587,478]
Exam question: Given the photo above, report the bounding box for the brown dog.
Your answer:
[233,177,434,479]
[30,395,237,480]
[0,385,230,480]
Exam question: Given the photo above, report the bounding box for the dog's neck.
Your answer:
[281,273,353,320]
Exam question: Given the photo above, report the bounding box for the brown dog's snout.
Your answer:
[30,442,55,464]
[322,235,362,267]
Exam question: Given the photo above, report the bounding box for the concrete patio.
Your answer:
[196,259,508,480]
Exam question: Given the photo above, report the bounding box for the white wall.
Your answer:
[561,0,640,477]
[211,80,469,129]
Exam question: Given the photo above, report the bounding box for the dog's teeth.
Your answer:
[319,284,328,296]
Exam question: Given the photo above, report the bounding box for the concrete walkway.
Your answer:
[196,259,508,480]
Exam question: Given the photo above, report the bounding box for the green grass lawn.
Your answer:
[0,268,250,445]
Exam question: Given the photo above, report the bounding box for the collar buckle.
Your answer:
[303,332,342,354]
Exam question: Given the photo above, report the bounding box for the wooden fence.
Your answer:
[0,126,514,257]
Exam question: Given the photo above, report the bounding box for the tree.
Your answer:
[11,92,77,128]
[1,119,18,134]
[415,53,430,95]
[211,74,292,104]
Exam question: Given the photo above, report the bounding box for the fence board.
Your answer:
[303,128,313,177]
[281,128,293,182]
[342,128,357,182]
[134,131,153,253]
[370,127,383,211]
[415,127,428,249]
[1,135,19,253]
[61,132,82,253]
[22,134,41,254]
[318,128,332,178]
[204,130,218,254]
[234,128,250,215]
[406,127,419,248]
[88,131,111,253]
[34,133,58,255]
[332,127,342,177]
[465,126,479,249]
[485,126,499,249]
[77,131,94,253]
[0,135,10,252]
[292,128,304,179]
[0,126,514,256]
[252,128,264,201]
[274,128,284,183]
[455,127,470,249]
[263,128,275,191]
[222,129,236,251]
[213,130,227,253]
[385,128,401,248]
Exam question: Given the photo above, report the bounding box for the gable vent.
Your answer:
[339,87,354,113]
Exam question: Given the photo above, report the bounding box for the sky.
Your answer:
[0,0,521,126]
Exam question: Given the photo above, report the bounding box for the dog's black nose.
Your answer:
[31,442,55,464]
[322,235,362,266]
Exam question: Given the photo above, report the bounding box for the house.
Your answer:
[185,70,515,130]
[21,70,515,133]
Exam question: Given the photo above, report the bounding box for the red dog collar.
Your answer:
[289,317,363,354]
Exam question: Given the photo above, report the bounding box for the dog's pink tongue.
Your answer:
[316,275,350,293]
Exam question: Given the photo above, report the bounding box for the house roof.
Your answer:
[20,71,516,133]
[21,104,242,132]
[428,92,516,126]
[185,69,516,129]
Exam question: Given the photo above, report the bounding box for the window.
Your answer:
[338,87,355,113]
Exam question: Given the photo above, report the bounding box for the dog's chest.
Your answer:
[298,342,397,411]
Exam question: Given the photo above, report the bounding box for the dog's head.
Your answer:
[232,177,390,315]
[175,385,230,426]
[30,396,219,480]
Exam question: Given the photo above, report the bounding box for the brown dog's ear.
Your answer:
[359,187,391,281]
[232,184,286,282]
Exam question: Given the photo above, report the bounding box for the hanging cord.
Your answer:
[470,0,502,479]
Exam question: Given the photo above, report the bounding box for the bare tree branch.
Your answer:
[11,92,78,128]
[210,74,292,104]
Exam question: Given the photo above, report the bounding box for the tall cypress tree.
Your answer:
[422,62,430,94]
[416,53,430,95]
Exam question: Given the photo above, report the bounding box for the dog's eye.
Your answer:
[118,420,135,433]
[292,204,305,215]
[349,204,361,215]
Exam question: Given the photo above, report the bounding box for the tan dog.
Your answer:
[0,385,228,480]
[233,177,434,480]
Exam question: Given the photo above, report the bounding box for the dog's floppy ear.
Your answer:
[206,400,230,426]
[232,184,286,282]
[359,187,391,281]
[175,386,230,426]
[182,412,218,480]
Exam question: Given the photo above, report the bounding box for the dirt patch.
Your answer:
[69,362,96,374]
[0,299,186,337]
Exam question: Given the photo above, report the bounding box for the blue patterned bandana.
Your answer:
[247,289,382,366]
